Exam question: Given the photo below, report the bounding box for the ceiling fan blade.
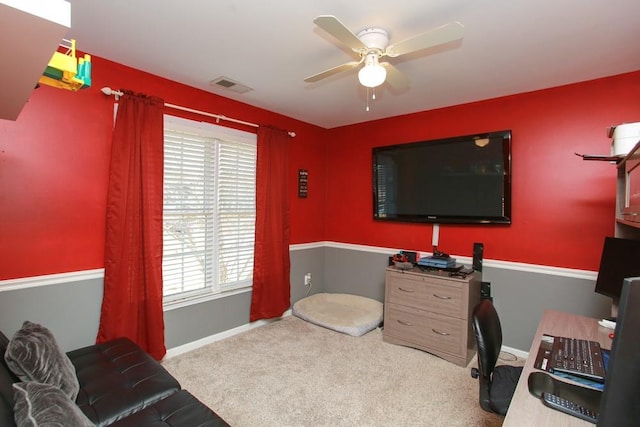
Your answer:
[304,60,362,83]
[385,21,464,58]
[381,63,410,90]
[314,15,367,52]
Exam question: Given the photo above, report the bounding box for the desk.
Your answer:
[503,310,611,426]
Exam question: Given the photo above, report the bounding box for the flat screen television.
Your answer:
[372,130,512,224]
[594,236,640,300]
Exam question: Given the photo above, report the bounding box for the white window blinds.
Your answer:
[163,116,256,302]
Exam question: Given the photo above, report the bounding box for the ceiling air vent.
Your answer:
[209,77,253,94]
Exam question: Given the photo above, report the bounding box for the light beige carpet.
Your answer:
[162,316,509,427]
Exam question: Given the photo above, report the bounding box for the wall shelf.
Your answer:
[616,140,640,237]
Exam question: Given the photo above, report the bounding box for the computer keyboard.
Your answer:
[549,337,606,383]
[542,392,598,423]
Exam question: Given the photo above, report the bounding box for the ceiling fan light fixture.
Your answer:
[358,53,386,88]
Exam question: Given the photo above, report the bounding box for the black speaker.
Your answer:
[473,242,484,272]
[480,281,492,300]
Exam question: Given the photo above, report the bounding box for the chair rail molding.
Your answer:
[0,269,104,292]
[1,242,596,292]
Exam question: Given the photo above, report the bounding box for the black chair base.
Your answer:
[488,365,523,415]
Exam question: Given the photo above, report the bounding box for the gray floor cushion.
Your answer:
[292,293,383,337]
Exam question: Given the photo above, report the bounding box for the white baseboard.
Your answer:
[502,345,529,360]
[163,310,293,360]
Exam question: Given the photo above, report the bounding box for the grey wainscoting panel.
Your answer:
[0,278,103,352]
[323,247,390,302]
[290,246,326,304]
[164,291,252,349]
[319,246,612,353]
[483,266,612,351]
[1,246,610,356]
[164,245,327,349]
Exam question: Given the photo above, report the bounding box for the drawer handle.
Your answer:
[397,320,413,327]
[433,293,451,300]
[398,287,415,293]
[432,328,450,336]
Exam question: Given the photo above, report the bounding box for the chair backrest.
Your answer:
[472,299,503,380]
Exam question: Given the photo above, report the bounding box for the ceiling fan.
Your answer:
[305,15,464,90]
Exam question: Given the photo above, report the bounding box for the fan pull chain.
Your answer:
[366,87,370,111]
[365,87,377,112]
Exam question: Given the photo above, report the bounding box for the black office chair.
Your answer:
[470,299,523,416]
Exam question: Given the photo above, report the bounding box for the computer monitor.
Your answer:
[594,237,640,301]
[597,277,640,426]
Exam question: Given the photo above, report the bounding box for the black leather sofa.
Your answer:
[1,329,229,426]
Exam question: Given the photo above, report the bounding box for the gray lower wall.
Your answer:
[323,248,389,301]
[480,266,610,350]
[290,246,326,303]
[314,246,612,352]
[0,246,328,352]
[163,291,252,349]
[0,278,103,351]
[0,244,612,354]
[166,245,327,349]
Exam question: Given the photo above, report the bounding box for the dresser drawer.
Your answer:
[386,271,465,319]
[384,302,465,356]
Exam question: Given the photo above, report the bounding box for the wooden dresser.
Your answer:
[382,266,481,367]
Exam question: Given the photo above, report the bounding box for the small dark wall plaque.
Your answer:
[298,169,308,198]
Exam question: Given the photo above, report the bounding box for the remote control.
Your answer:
[541,392,598,423]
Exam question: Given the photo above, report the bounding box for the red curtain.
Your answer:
[97,91,166,360]
[250,126,291,321]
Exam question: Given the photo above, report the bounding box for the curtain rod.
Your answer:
[100,87,296,137]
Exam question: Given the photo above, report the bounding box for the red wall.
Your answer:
[0,56,328,280]
[324,71,640,271]
[1,55,639,280]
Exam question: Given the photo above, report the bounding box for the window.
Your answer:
[162,115,257,303]
[373,156,394,218]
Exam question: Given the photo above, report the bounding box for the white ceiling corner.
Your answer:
[66,0,640,129]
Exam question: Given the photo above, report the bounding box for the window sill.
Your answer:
[163,286,252,312]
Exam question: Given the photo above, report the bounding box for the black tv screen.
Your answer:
[372,130,512,224]
[594,236,640,300]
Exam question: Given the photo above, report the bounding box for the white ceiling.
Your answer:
[66,0,640,129]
